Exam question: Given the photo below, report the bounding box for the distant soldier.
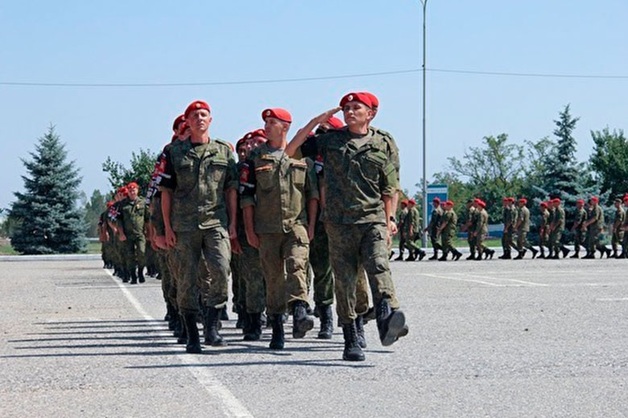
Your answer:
[438,200,462,261]
[582,196,608,259]
[570,199,587,258]
[424,197,443,260]
[514,198,538,259]
[500,197,516,259]
[548,198,570,259]
[473,199,493,260]
[393,200,409,261]
[404,199,426,261]
[116,182,149,284]
[538,201,551,258]
[611,198,625,258]
[463,199,478,260]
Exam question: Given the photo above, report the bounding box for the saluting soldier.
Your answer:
[286,92,407,362]
[611,198,625,258]
[570,199,587,258]
[240,108,318,350]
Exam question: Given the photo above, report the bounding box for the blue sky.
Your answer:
[1,0,627,209]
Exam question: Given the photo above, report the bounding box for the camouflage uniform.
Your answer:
[622,201,628,258]
[572,206,587,257]
[464,205,478,259]
[427,204,443,259]
[439,207,460,260]
[515,205,537,258]
[239,143,319,316]
[538,206,551,258]
[585,204,606,258]
[403,206,424,260]
[611,202,625,258]
[160,138,237,315]
[475,206,489,258]
[501,203,516,259]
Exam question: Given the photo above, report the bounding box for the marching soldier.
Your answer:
[538,201,551,258]
[514,198,538,259]
[473,199,493,260]
[570,199,587,258]
[438,200,462,261]
[500,197,516,259]
[548,198,570,259]
[115,182,149,284]
[463,199,478,260]
[393,200,409,261]
[621,195,628,258]
[425,197,443,260]
[582,196,607,259]
[404,199,426,261]
[611,198,625,258]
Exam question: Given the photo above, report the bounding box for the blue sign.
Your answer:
[426,184,448,221]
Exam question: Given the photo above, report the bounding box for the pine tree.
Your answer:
[9,126,86,254]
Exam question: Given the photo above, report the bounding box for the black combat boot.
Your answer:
[418,250,427,261]
[561,246,570,258]
[183,313,202,354]
[129,268,138,284]
[121,268,130,283]
[466,251,476,260]
[342,322,365,362]
[499,250,511,260]
[243,312,262,341]
[137,266,145,283]
[530,247,538,259]
[174,314,186,343]
[429,249,439,260]
[485,248,496,259]
[220,307,229,321]
[393,252,404,261]
[438,250,449,261]
[376,299,407,347]
[292,301,314,338]
[269,314,285,349]
[317,304,333,340]
[514,250,525,260]
[611,249,618,259]
[452,249,463,261]
[204,307,227,347]
[355,315,367,348]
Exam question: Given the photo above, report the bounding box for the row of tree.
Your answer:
[3,105,627,254]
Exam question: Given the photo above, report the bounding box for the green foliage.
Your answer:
[9,126,86,254]
[83,189,108,237]
[102,148,157,195]
[589,128,628,204]
[447,134,525,222]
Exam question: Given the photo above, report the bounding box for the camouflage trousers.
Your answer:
[326,222,400,325]
[516,230,532,251]
[122,235,146,272]
[239,239,266,314]
[258,225,310,315]
[585,228,603,253]
[308,220,334,307]
[502,230,514,252]
[611,229,624,251]
[441,233,456,254]
[157,249,177,308]
[549,230,563,253]
[429,232,441,251]
[170,227,230,315]
[467,234,477,254]
[573,230,585,252]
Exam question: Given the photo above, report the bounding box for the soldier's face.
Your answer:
[128,186,138,200]
[187,109,212,134]
[264,117,289,140]
[342,102,373,127]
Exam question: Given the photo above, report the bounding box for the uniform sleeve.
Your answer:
[239,159,257,208]
[379,159,399,197]
[304,158,320,202]
[223,152,239,191]
[158,146,176,191]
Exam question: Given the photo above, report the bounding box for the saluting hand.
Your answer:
[313,107,342,125]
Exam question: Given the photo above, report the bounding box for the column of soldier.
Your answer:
[98,92,408,362]
[394,195,628,261]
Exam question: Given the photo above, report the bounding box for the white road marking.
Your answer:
[105,270,254,418]
[596,297,628,302]
[421,273,505,287]
[451,273,550,287]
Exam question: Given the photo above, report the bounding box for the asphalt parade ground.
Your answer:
[1,255,627,418]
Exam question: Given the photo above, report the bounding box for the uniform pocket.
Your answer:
[255,164,275,191]
[290,161,307,186]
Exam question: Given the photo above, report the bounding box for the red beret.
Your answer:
[262,108,292,123]
[360,92,379,108]
[540,202,548,208]
[589,196,599,203]
[576,199,585,204]
[339,92,373,109]
[400,199,408,205]
[623,195,628,202]
[444,200,454,206]
[246,128,267,140]
[117,186,128,195]
[172,114,185,131]
[552,198,561,204]
[127,182,139,190]
[408,199,416,205]
[184,100,211,118]
[433,197,441,203]
[478,200,486,208]
[326,116,344,129]
[518,198,527,204]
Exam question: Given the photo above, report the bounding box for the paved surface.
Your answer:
[1,256,628,417]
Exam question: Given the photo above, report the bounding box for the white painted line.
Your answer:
[451,273,550,287]
[105,270,254,418]
[421,273,505,287]
[596,297,628,302]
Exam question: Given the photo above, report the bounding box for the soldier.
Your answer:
[514,198,538,259]
[610,198,626,258]
[234,129,267,341]
[499,197,517,259]
[438,200,462,261]
[286,92,407,362]
[115,182,149,284]
[548,198,570,259]
[538,201,551,258]
[108,186,129,280]
[393,199,409,261]
[161,100,239,354]
[463,199,478,260]
[570,199,587,258]
[424,197,443,260]
[404,199,426,261]
[240,108,318,350]
[582,196,607,259]
[473,199,493,260]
